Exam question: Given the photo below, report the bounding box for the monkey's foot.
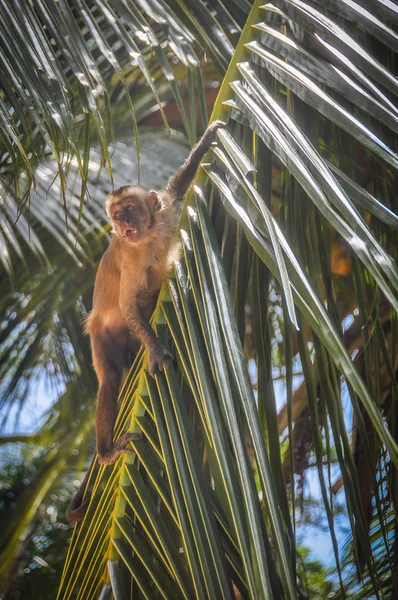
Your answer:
[148,345,174,377]
[98,432,142,465]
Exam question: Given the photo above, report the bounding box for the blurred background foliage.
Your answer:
[0,0,397,598]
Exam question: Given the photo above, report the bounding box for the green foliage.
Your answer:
[1,0,398,599]
[298,547,335,599]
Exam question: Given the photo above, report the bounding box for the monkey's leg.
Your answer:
[166,120,227,199]
[92,332,142,465]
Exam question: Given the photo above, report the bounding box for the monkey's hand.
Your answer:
[206,120,227,141]
[98,431,142,465]
[148,344,174,377]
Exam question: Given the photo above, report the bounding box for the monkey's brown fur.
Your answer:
[66,120,226,522]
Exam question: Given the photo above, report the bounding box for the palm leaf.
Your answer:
[0,0,244,223]
[57,1,398,598]
[0,130,189,413]
[1,0,397,597]
[0,131,191,588]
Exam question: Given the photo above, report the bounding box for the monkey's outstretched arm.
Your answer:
[166,120,226,201]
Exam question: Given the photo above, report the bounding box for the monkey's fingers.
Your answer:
[162,349,174,362]
[148,346,174,377]
[212,120,227,128]
[159,351,174,371]
[148,357,164,377]
[209,120,227,135]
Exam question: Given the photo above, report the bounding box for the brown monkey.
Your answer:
[66,120,226,522]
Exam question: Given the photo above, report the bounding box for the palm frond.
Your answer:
[58,1,398,598]
[0,130,189,414]
[1,0,397,597]
[0,129,191,590]
[0,0,247,219]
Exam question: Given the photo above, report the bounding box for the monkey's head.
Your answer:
[105,185,162,244]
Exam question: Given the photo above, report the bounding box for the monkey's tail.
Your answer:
[66,458,95,523]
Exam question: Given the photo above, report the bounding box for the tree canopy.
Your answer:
[0,1,397,598]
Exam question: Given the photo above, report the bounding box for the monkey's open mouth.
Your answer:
[124,228,139,238]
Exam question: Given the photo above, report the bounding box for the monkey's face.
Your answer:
[110,190,161,244]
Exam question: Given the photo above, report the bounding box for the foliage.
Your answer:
[0,0,247,270]
[0,446,76,600]
[297,547,335,599]
[0,131,190,590]
[1,0,398,598]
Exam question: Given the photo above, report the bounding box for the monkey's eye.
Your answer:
[126,205,135,213]
[114,212,121,220]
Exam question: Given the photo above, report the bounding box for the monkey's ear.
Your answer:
[149,190,161,211]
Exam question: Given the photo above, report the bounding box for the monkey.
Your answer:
[66,120,226,522]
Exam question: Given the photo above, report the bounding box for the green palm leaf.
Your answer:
[0,0,240,219]
[1,0,398,598]
[56,1,398,598]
